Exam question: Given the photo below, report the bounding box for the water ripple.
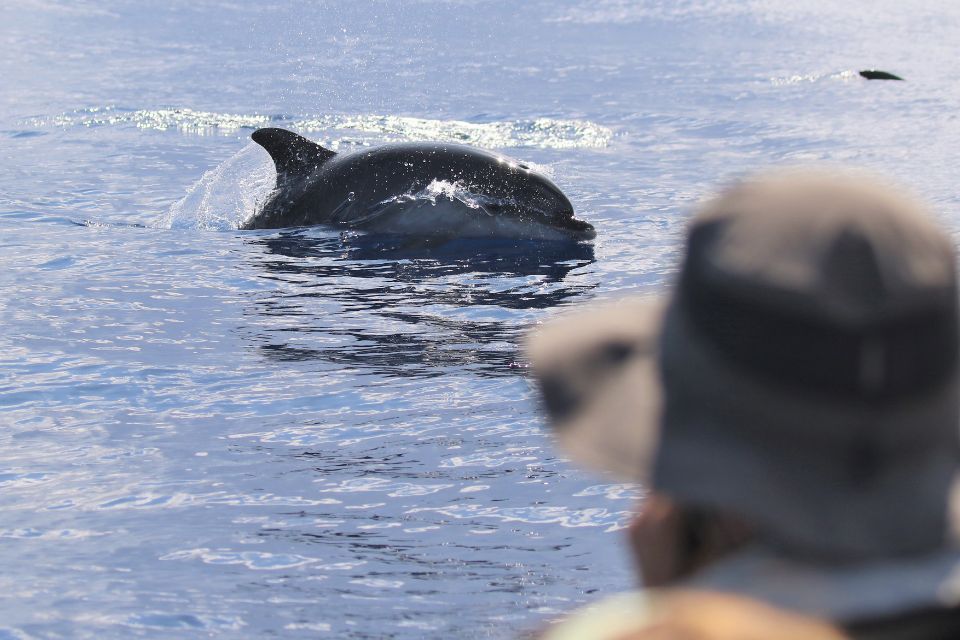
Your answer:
[108,612,245,631]
[572,484,644,501]
[0,528,112,540]
[406,504,630,532]
[316,478,455,498]
[440,449,539,468]
[160,548,321,570]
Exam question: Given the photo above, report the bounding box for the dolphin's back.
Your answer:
[326,143,517,199]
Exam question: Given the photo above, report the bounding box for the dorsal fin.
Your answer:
[251,127,336,182]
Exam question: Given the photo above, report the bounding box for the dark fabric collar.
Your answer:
[846,605,960,640]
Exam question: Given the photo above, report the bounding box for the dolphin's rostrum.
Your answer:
[242,127,595,240]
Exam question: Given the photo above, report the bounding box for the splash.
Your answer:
[155,142,274,231]
[296,113,612,149]
[375,179,508,212]
[769,70,858,86]
[38,107,274,135]
[35,107,612,149]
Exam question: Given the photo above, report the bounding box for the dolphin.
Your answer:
[859,69,904,81]
[242,127,595,240]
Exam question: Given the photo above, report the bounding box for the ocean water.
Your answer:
[2,1,960,637]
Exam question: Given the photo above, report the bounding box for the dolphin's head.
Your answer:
[493,161,595,240]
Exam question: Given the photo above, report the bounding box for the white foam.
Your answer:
[37,107,612,149]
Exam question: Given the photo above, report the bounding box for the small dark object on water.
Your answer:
[859,70,904,81]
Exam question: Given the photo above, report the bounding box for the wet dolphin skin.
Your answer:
[243,127,595,241]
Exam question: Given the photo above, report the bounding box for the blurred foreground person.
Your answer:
[528,170,960,639]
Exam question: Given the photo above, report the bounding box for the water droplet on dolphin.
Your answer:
[347,191,356,201]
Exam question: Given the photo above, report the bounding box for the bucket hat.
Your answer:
[528,169,960,560]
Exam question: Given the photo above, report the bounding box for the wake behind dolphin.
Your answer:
[242,128,595,241]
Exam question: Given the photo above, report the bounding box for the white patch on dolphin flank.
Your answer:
[360,179,507,222]
[422,179,481,205]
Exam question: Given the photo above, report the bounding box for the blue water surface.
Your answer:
[2,1,960,637]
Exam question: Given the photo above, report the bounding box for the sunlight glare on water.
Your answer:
[38,108,613,149]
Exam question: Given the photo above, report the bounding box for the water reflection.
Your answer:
[244,230,596,376]
[255,232,595,282]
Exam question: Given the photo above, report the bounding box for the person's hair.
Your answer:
[673,503,755,580]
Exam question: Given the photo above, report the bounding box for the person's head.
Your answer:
[529,168,960,575]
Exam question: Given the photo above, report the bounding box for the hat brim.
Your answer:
[526,296,667,483]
